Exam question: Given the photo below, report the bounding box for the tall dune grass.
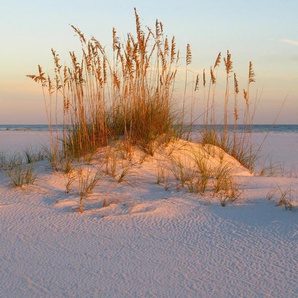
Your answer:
[27,8,258,171]
[199,51,257,171]
[28,9,180,158]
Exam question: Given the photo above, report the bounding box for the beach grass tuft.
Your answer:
[6,164,37,187]
[27,8,260,181]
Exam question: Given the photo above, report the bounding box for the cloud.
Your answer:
[280,38,298,46]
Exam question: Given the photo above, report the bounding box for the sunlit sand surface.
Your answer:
[0,131,297,297]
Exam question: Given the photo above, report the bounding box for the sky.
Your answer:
[0,0,297,124]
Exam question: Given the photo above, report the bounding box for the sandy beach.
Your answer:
[2,0,298,296]
[0,130,297,297]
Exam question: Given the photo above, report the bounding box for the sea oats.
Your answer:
[249,61,255,83]
[224,50,233,74]
[213,52,221,69]
[186,43,192,65]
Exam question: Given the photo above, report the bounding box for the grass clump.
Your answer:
[160,142,241,204]
[64,170,77,194]
[193,155,213,193]
[7,164,37,187]
[267,185,295,211]
[23,149,46,164]
[27,8,261,178]
[199,52,258,172]
[78,169,102,213]
[276,186,295,210]
[28,8,180,160]
[116,161,135,183]
[170,157,195,188]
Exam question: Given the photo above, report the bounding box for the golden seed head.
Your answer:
[210,67,216,84]
[214,52,221,69]
[203,69,206,87]
[170,36,176,64]
[234,73,239,94]
[249,61,255,83]
[224,50,233,74]
[186,44,192,65]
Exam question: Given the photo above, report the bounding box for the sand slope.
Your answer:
[0,139,297,297]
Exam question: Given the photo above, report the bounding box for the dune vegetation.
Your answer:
[27,8,257,169]
[0,9,297,297]
[3,8,294,214]
[16,8,267,211]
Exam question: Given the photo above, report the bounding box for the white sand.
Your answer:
[0,130,51,155]
[0,132,297,297]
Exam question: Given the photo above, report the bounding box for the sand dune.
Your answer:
[0,133,297,297]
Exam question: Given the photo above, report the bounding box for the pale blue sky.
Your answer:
[0,0,297,124]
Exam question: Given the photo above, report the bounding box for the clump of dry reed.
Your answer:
[28,8,180,158]
[28,8,259,173]
[6,164,37,187]
[199,51,257,171]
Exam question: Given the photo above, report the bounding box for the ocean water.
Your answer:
[0,124,63,131]
[1,124,298,134]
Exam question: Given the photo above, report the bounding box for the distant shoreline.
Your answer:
[1,124,298,133]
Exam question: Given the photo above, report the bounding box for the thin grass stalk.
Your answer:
[232,73,239,156]
[210,52,221,127]
[180,44,192,137]
[223,50,233,149]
